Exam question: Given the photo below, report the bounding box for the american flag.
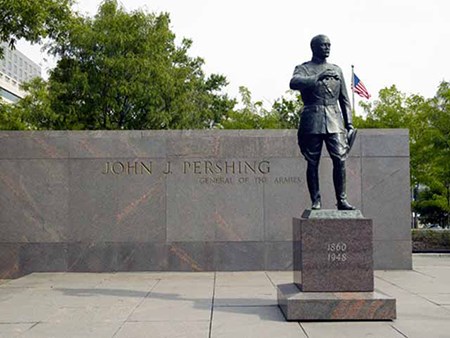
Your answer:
[352,73,371,99]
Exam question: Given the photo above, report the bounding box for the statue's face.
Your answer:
[312,37,331,59]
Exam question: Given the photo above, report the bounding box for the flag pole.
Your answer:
[351,65,355,114]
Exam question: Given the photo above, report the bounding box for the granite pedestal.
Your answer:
[278,283,396,321]
[294,210,373,292]
[278,210,396,321]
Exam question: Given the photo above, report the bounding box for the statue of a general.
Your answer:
[290,34,356,210]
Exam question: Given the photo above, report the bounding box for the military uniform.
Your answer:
[290,59,354,209]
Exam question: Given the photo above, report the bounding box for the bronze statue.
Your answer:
[290,34,355,210]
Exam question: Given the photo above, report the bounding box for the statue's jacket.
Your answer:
[290,61,352,135]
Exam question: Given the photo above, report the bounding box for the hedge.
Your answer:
[412,229,450,252]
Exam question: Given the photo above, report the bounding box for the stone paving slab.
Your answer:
[0,323,35,337]
[417,293,450,305]
[374,276,450,321]
[114,321,210,338]
[391,318,450,338]
[0,255,448,337]
[46,306,133,324]
[301,322,403,338]
[413,254,450,267]
[129,298,212,322]
[211,306,305,338]
[214,285,277,306]
[376,270,450,294]
[20,321,123,338]
[215,271,273,287]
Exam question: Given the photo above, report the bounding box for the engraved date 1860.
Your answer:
[327,242,347,262]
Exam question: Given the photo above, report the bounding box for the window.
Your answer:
[0,88,21,102]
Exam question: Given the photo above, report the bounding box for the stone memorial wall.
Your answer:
[0,129,412,277]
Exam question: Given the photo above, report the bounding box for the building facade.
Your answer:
[0,43,41,103]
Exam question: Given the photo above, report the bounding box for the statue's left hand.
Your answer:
[319,69,340,80]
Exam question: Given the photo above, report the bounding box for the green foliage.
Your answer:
[412,229,450,251]
[13,0,235,130]
[221,87,301,129]
[353,85,421,129]
[272,90,303,129]
[14,78,58,129]
[354,81,450,227]
[0,0,74,57]
[418,82,450,227]
[0,101,27,130]
[221,87,276,129]
[413,185,449,227]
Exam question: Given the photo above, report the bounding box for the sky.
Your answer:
[18,0,450,110]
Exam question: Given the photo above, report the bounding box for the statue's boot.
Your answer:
[333,161,355,210]
[307,163,321,210]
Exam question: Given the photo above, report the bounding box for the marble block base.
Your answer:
[277,283,396,321]
[294,211,374,292]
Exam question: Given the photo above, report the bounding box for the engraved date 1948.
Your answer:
[327,242,347,262]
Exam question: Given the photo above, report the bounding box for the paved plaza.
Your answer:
[0,254,449,337]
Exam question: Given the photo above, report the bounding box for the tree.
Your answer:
[271,90,303,129]
[353,85,412,129]
[220,87,275,129]
[11,78,58,129]
[414,82,450,227]
[0,102,27,130]
[221,88,301,129]
[413,184,449,227]
[14,0,235,130]
[0,0,74,57]
[354,81,450,228]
